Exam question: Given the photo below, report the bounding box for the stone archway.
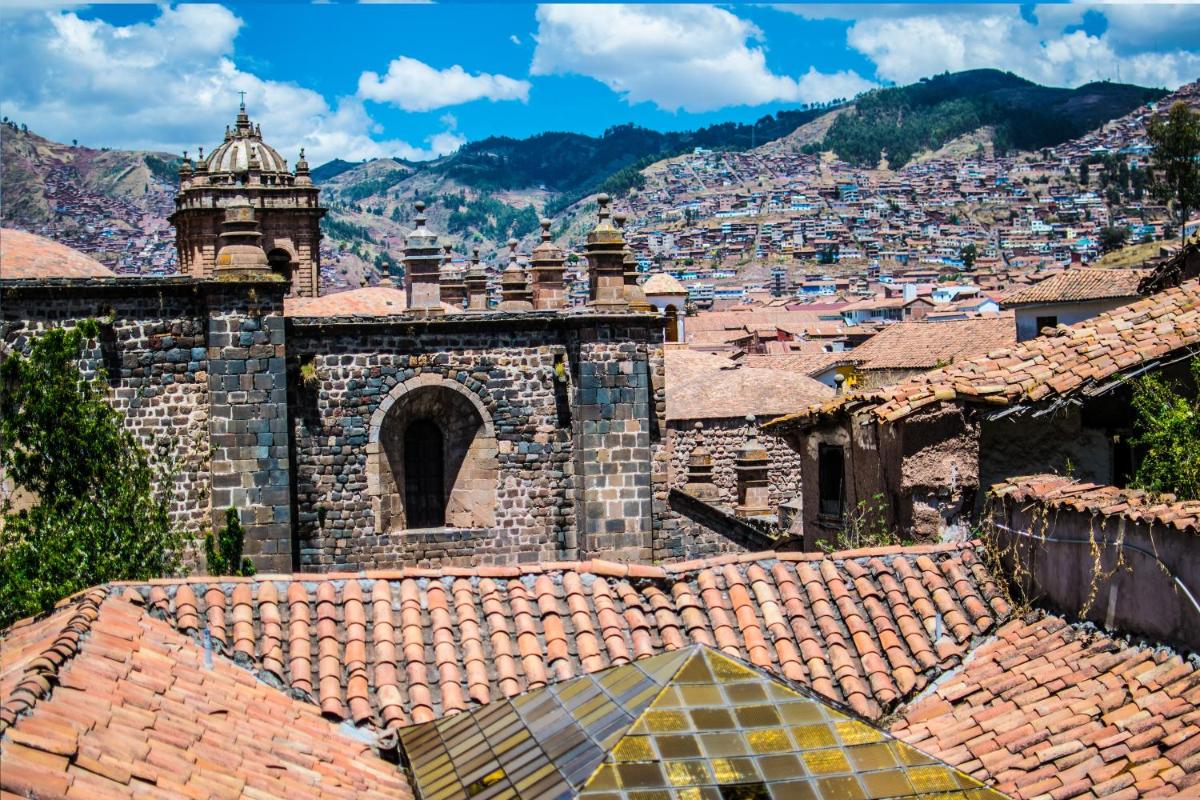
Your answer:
[367,375,498,531]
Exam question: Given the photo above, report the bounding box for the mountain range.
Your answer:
[0,69,1171,284]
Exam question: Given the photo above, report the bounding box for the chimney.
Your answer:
[214,195,272,279]
[683,422,720,501]
[498,238,533,311]
[464,248,489,311]
[734,415,770,517]
[403,200,443,315]
[585,194,628,310]
[530,218,567,310]
[439,243,466,310]
[614,212,652,312]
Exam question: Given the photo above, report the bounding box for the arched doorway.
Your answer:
[369,378,499,532]
[403,420,445,528]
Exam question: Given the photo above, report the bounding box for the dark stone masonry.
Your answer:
[0,105,776,573]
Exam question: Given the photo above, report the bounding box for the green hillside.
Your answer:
[812,70,1167,167]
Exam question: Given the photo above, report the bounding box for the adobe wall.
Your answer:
[990,497,1200,651]
[1,284,213,562]
[287,314,661,571]
[979,408,1112,495]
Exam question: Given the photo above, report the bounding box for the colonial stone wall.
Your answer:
[287,315,661,571]
[204,286,292,572]
[0,282,213,566]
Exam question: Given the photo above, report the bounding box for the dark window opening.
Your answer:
[818,444,845,519]
[404,419,445,528]
[1035,315,1058,333]
[267,249,294,289]
[720,783,771,800]
[98,321,121,386]
[664,304,680,343]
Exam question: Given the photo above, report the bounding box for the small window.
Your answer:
[818,444,845,519]
[1035,315,1057,333]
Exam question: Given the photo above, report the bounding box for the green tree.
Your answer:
[1079,161,1089,185]
[1148,101,1200,245]
[1100,226,1128,253]
[204,507,255,576]
[960,242,978,269]
[0,322,179,627]
[1128,357,1200,501]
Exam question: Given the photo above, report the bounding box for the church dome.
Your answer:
[203,101,290,177]
[0,228,115,279]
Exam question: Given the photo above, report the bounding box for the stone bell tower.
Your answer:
[171,100,326,297]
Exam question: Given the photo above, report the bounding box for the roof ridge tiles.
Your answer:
[0,587,109,733]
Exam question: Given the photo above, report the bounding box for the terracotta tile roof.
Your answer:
[0,588,414,799]
[767,278,1200,429]
[741,352,854,377]
[847,316,1017,371]
[667,362,834,420]
[0,228,115,279]
[991,474,1200,533]
[283,286,463,318]
[1000,268,1147,306]
[108,544,1005,728]
[891,611,1200,799]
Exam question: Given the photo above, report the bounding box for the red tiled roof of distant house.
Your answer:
[0,228,115,279]
[767,278,1200,429]
[667,362,834,419]
[991,474,1200,533]
[1000,267,1148,306]
[0,588,414,800]
[891,611,1200,799]
[845,316,1017,371]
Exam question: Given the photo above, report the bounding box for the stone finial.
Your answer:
[530,217,567,310]
[499,238,533,311]
[683,422,719,501]
[403,200,443,315]
[439,243,466,310]
[294,147,312,186]
[214,195,272,279]
[614,211,652,313]
[465,247,489,311]
[735,415,770,517]
[585,194,627,310]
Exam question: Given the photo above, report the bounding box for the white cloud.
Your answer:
[788,3,1200,90]
[531,4,874,112]
[357,56,530,112]
[0,4,460,164]
[509,34,521,46]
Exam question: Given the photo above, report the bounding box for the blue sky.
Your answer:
[1,2,1197,166]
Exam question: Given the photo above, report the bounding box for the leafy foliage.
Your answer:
[1128,357,1200,501]
[440,107,832,196]
[204,507,255,577]
[321,214,373,243]
[338,169,407,203]
[447,196,539,241]
[820,493,911,553]
[0,322,179,627]
[143,155,181,186]
[814,70,1165,167]
[1148,101,1200,245]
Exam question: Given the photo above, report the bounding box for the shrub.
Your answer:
[0,322,179,627]
[204,507,256,577]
